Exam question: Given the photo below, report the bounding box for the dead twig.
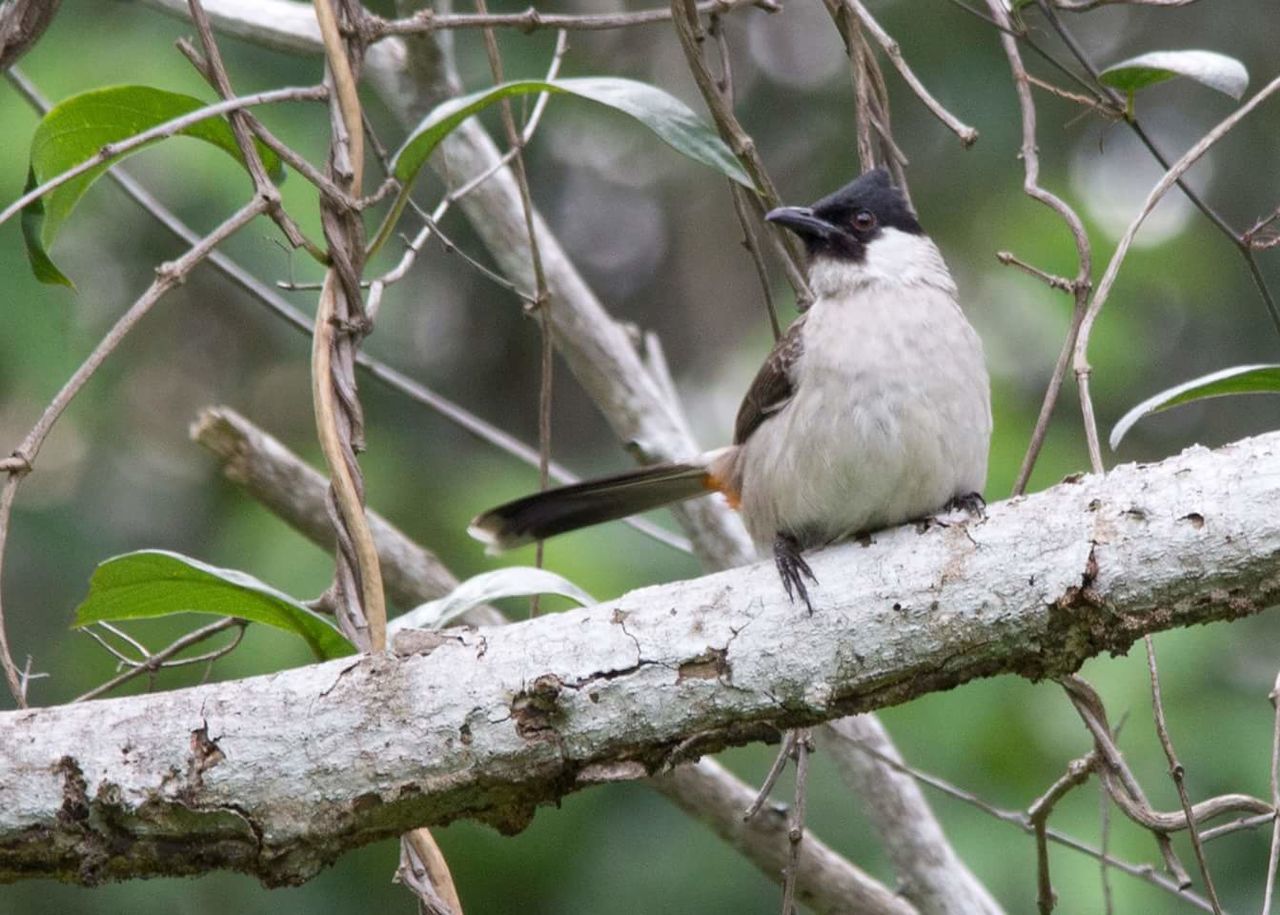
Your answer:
[1143,637,1223,913]
[782,729,812,915]
[1029,752,1096,913]
[982,0,1093,498]
[373,0,775,38]
[1070,74,1280,472]
[669,0,812,308]
[76,618,245,703]
[839,0,978,147]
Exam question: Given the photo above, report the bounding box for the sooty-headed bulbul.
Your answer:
[469,168,992,612]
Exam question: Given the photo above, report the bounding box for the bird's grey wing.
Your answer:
[733,318,804,445]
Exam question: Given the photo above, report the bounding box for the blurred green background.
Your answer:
[1,0,1279,911]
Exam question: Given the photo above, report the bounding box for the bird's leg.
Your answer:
[944,491,987,520]
[774,532,818,614]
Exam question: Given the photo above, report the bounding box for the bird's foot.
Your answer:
[946,491,987,519]
[774,533,819,614]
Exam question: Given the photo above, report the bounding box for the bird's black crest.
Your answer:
[811,168,922,236]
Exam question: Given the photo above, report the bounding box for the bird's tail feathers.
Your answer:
[469,449,731,552]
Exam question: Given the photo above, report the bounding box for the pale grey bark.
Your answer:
[824,716,1003,915]
[3,432,1278,885]
[653,758,918,915]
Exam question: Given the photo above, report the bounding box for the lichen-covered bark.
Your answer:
[1,434,1278,885]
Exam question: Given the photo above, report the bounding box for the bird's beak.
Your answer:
[765,205,839,240]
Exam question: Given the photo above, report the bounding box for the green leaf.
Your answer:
[392,77,750,187]
[74,550,353,660]
[374,77,751,256]
[1099,50,1249,100]
[388,567,595,632]
[1110,364,1280,450]
[24,85,285,286]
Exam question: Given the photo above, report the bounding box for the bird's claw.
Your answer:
[935,491,986,526]
[774,533,819,614]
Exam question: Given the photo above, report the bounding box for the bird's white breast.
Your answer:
[735,231,991,550]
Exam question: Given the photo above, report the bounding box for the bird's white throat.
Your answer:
[807,227,957,298]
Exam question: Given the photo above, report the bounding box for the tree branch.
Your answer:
[4,432,1280,884]
[824,716,1004,914]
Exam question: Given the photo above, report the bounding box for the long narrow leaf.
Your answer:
[1110,364,1280,450]
[374,77,751,256]
[74,550,353,660]
[392,77,750,188]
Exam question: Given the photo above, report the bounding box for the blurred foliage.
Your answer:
[1,0,1279,912]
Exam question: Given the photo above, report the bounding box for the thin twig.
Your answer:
[0,476,25,705]
[311,0,387,651]
[982,0,1092,498]
[1029,752,1096,914]
[1099,780,1114,915]
[372,0,775,37]
[847,733,1216,912]
[1034,0,1280,341]
[744,731,798,820]
[0,84,326,231]
[76,618,245,702]
[174,36,350,207]
[781,729,812,915]
[1061,676,1191,885]
[186,0,326,261]
[1244,208,1280,251]
[1070,74,1280,472]
[669,0,812,308]
[1144,637,1223,913]
[841,0,978,147]
[706,14,780,341]
[1265,672,1280,915]
[367,33,566,317]
[1063,675,1272,874]
[997,251,1081,294]
[472,4,556,615]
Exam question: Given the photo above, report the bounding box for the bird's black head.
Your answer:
[765,168,922,262]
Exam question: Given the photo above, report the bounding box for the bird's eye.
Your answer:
[853,210,877,232]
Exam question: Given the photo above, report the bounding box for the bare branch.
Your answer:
[654,758,916,915]
[6,432,1280,883]
[982,0,1092,498]
[76,618,245,703]
[1071,74,1280,472]
[373,0,773,37]
[1029,753,1095,915]
[1143,637,1223,912]
[1264,671,1280,915]
[825,716,1004,914]
[839,0,978,147]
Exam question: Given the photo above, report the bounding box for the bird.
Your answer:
[468,168,991,613]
